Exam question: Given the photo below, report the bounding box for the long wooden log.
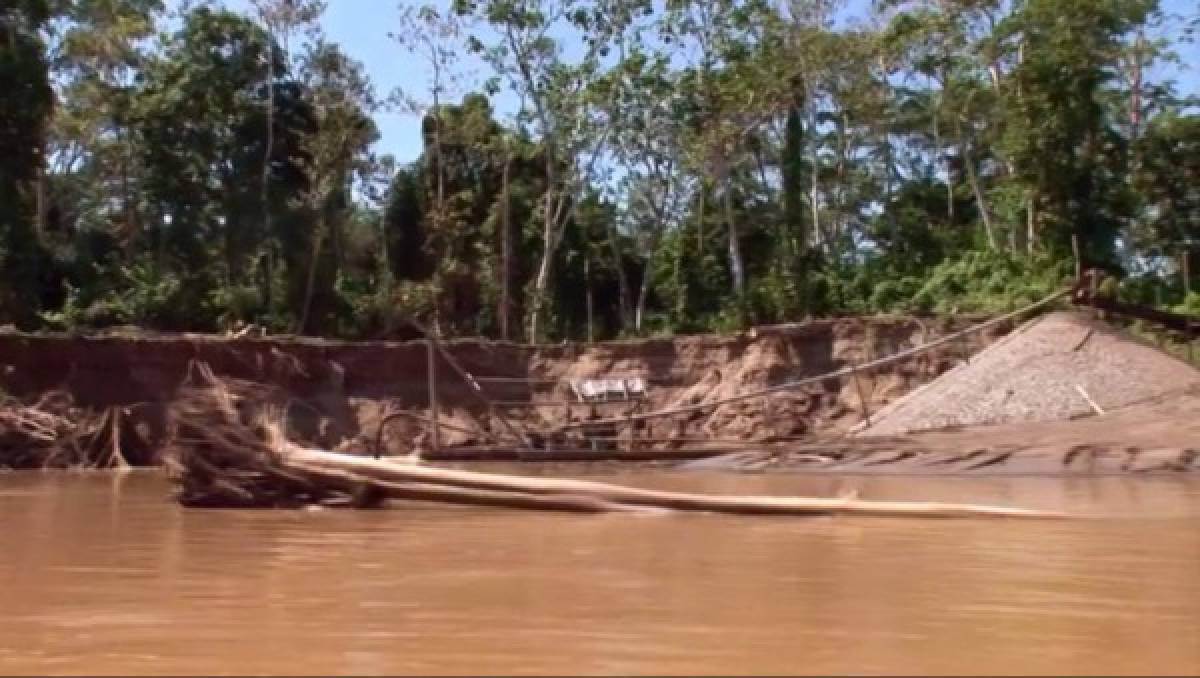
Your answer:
[421,444,759,463]
[289,462,654,513]
[283,446,1063,519]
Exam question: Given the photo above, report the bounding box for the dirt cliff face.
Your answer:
[0,315,1009,466]
[520,317,1006,443]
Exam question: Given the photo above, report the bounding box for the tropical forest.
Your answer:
[2,0,1197,342]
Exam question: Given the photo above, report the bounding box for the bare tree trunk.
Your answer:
[1026,192,1037,257]
[724,182,745,299]
[529,244,552,342]
[296,216,325,335]
[963,155,996,250]
[378,207,391,289]
[34,166,46,237]
[432,97,445,239]
[635,271,651,332]
[883,135,896,241]
[1129,31,1146,144]
[498,146,513,341]
[1183,249,1192,296]
[584,254,593,343]
[946,171,955,224]
[672,238,684,322]
[603,218,632,330]
[877,55,896,242]
[807,103,823,253]
[956,119,996,250]
[823,112,854,263]
[119,126,138,253]
[528,186,557,343]
[1125,31,1147,251]
[677,185,705,321]
[262,38,275,313]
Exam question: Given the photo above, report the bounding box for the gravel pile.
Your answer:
[857,311,1200,436]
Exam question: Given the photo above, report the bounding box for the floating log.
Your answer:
[164,364,1064,519]
[286,446,1063,518]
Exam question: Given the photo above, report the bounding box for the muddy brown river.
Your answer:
[1,470,1198,675]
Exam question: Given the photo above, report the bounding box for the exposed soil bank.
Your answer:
[0,316,1003,468]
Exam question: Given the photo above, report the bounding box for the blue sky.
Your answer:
[202,0,1198,163]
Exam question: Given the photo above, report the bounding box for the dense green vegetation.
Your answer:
[1,0,1196,341]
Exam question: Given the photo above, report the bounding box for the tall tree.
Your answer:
[999,0,1156,264]
[293,40,379,334]
[454,0,636,341]
[250,0,326,316]
[606,49,693,331]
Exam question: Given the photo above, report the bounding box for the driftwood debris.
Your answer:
[0,392,143,469]
[164,363,1062,519]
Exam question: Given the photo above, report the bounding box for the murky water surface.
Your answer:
[1,470,1198,675]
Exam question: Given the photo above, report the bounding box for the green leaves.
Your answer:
[1,0,1195,337]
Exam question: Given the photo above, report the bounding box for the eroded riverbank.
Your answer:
[3,310,1197,479]
[0,316,1004,469]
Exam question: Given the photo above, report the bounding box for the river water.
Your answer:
[1,470,1198,675]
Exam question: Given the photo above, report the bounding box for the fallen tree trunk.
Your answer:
[285,446,1061,518]
[287,462,652,514]
[164,363,1063,519]
[421,443,759,463]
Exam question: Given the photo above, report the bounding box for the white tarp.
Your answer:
[570,377,646,402]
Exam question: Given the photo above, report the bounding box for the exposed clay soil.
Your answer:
[0,315,1003,468]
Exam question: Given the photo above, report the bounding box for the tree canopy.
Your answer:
[0,0,1196,339]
